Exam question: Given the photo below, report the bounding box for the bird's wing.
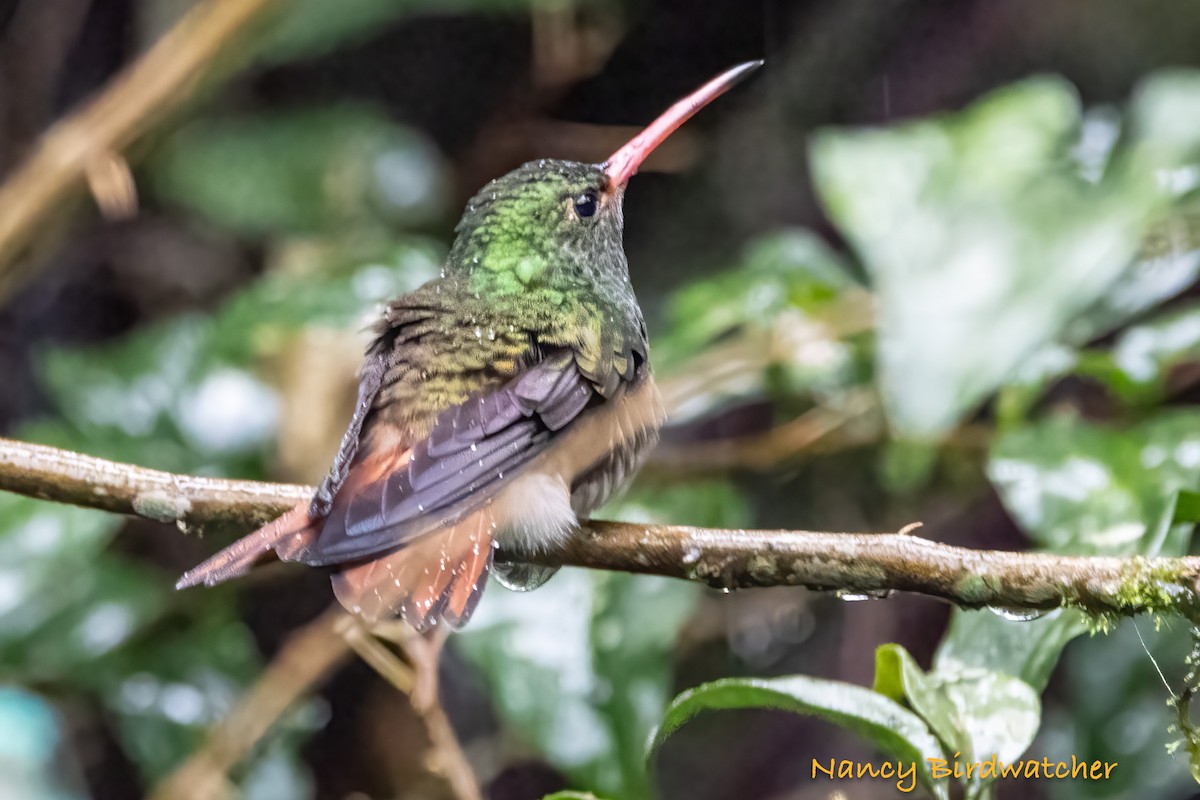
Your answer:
[290,346,626,566]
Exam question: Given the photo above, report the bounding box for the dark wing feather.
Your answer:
[295,350,598,566]
[309,353,388,518]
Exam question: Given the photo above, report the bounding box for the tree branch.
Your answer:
[1,436,1198,619]
[0,0,285,296]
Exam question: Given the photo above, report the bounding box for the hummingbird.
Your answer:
[177,61,762,631]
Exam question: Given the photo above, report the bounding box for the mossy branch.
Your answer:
[2,436,1198,620]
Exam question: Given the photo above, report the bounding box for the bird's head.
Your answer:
[447,61,762,297]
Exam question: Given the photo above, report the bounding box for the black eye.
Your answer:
[573,191,598,219]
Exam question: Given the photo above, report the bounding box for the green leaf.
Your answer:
[540,793,606,800]
[455,477,745,796]
[150,107,448,235]
[648,676,949,800]
[988,411,1200,557]
[0,495,124,661]
[812,76,1195,436]
[1174,489,1200,525]
[1065,204,1200,345]
[876,645,1040,799]
[662,230,855,358]
[1101,302,1200,404]
[611,479,752,530]
[210,235,441,365]
[0,490,280,784]
[456,570,698,799]
[875,644,969,756]
[102,608,274,782]
[656,229,864,421]
[935,610,1083,694]
[940,411,1200,690]
[937,668,1040,799]
[257,0,423,62]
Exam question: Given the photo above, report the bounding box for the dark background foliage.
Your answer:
[6,1,1200,798]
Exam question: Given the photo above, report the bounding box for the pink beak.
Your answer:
[603,60,763,187]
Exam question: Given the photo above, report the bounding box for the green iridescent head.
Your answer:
[447,160,627,296]
[445,61,762,301]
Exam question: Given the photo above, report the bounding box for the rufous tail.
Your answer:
[175,502,319,589]
[331,506,495,631]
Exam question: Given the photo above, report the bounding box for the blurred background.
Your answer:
[7,1,1200,798]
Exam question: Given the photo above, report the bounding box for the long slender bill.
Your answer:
[603,59,764,186]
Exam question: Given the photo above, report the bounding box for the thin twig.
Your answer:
[648,390,879,472]
[2,436,1199,618]
[153,611,482,799]
[371,624,483,800]
[0,0,286,296]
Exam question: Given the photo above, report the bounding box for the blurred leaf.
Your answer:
[938,410,1200,694]
[0,688,88,800]
[879,439,940,495]
[103,609,276,782]
[240,745,316,800]
[0,489,280,785]
[33,238,440,474]
[150,107,448,235]
[999,304,1200,426]
[541,793,606,800]
[994,344,1080,427]
[258,0,423,62]
[812,75,1200,436]
[1066,204,1200,344]
[1099,303,1200,404]
[661,230,855,359]
[34,315,272,475]
[210,235,442,364]
[13,236,439,787]
[458,479,745,795]
[457,570,697,799]
[612,479,751,529]
[0,495,124,662]
[1065,71,1200,341]
[1047,622,1196,798]
[648,676,949,800]
[989,411,1200,557]
[656,230,865,422]
[5,556,168,682]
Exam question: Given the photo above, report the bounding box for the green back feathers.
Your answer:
[443,159,648,392]
[371,159,649,436]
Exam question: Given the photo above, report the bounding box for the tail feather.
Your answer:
[177,449,496,631]
[175,502,318,589]
[332,506,495,631]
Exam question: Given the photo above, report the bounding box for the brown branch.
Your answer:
[0,0,286,296]
[369,623,483,800]
[2,436,1199,619]
[647,391,880,473]
[149,609,481,800]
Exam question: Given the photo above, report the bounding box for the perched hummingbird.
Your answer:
[177,61,762,631]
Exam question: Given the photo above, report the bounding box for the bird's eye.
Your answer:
[573,191,598,219]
